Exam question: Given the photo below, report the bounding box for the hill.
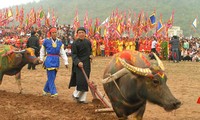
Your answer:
[14,0,200,36]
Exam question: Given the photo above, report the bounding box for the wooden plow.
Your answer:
[81,68,130,113]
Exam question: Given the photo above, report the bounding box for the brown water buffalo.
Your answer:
[0,45,41,93]
[103,50,181,120]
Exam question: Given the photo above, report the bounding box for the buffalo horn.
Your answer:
[13,49,26,53]
[118,58,152,76]
[152,53,165,71]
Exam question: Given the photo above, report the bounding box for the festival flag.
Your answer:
[192,17,197,29]
[15,6,19,21]
[117,23,121,33]
[149,12,156,28]
[156,14,164,33]
[132,12,141,34]
[73,9,80,31]
[0,10,3,24]
[134,11,144,36]
[88,18,93,36]
[0,10,6,26]
[45,10,50,27]
[25,13,29,29]
[45,14,50,27]
[114,23,121,38]
[103,27,107,37]
[156,20,164,33]
[197,97,200,104]
[143,13,149,33]
[84,11,89,34]
[36,7,42,28]
[7,8,13,18]
[104,21,110,38]
[137,12,142,27]
[39,9,45,20]
[166,10,174,29]
[0,10,4,26]
[19,7,24,27]
[52,9,56,27]
[126,11,132,35]
[94,18,100,36]
[28,8,36,27]
[36,16,41,28]
[114,8,119,23]
[1,8,13,25]
[100,17,109,26]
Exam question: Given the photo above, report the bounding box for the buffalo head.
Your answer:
[14,48,40,65]
[103,50,181,119]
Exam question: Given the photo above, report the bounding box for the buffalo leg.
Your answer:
[134,103,146,120]
[0,72,3,85]
[112,106,128,120]
[15,72,23,93]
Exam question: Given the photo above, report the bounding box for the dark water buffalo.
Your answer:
[103,50,181,120]
[0,45,41,93]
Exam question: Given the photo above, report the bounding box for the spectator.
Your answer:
[100,42,105,57]
[169,36,180,63]
[27,31,40,70]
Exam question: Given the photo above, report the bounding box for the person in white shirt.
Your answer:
[150,37,159,59]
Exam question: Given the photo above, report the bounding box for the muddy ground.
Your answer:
[0,57,200,120]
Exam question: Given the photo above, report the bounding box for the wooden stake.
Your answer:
[95,108,114,113]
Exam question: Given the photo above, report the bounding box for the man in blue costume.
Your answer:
[69,27,93,104]
[40,27,69,97]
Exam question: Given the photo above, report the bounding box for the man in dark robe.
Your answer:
[27,30,40,70]
[69,27,92,103]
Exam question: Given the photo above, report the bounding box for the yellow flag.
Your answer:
[7,9,13,18]
[117,24,121,33]
[104,28,107,37]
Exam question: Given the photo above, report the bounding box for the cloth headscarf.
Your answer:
[47,27,57,38]
[50,27,57,33]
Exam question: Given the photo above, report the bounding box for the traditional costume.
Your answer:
[69,27,92,103]
[40,28,68,96]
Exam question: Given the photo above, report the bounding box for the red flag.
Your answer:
[45,14,50,27]
[73,9,80,31]
[19,7,24,27]
[88,18,93,36]
[28,8,36,27]
[94,18,101,38]
[25,13,29,29]
[15,6,19,21]
[166,10,175,29]
[197,97,200,104]
[84,11,89,33]
[51,9,56,27]
[45,9,51,27]
[36,7,42,28]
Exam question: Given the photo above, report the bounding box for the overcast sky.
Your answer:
[0,0,40,9]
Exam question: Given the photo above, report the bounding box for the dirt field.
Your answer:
[0,57,200,120]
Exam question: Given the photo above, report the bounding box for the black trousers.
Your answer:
[151,48,159,59]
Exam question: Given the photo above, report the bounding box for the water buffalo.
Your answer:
[0,45,41,93]
[103,50,181,120]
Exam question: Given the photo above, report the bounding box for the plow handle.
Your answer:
[81,68,112,108]
[81,67,98,99]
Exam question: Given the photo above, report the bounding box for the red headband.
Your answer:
[49,28,57,33]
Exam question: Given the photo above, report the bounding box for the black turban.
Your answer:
[76,27,86,33]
